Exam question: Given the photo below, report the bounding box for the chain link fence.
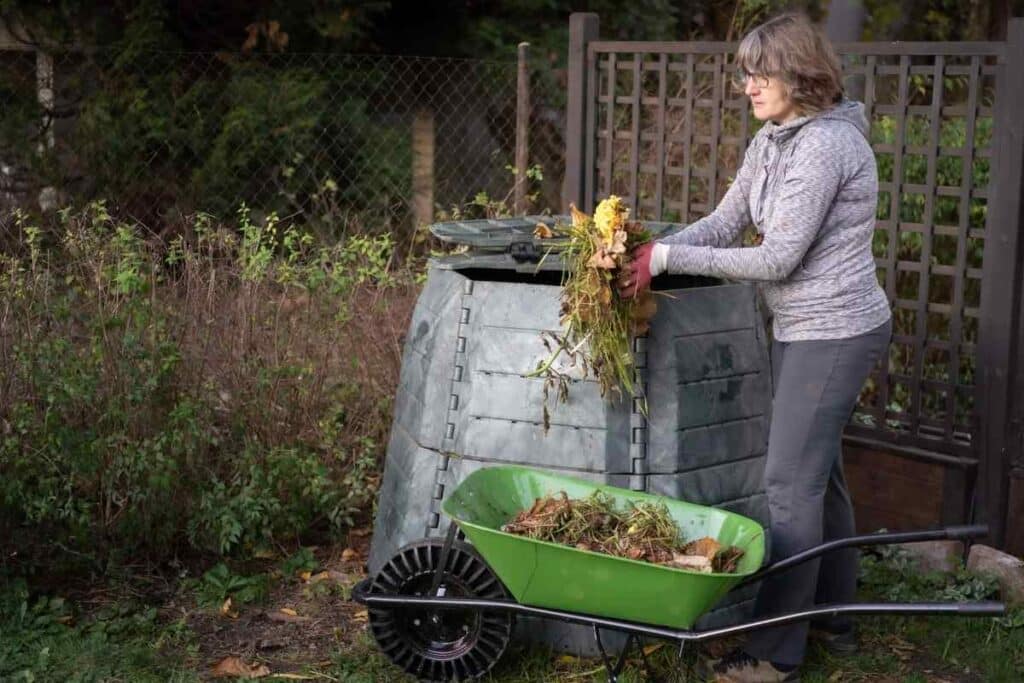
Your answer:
[0,47,567,239]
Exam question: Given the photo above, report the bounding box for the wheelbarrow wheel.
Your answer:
[367,537,513,681]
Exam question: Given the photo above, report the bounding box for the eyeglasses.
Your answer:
[732,70,772,89]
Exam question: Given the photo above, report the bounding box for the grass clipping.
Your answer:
[530,196,657,431]
[501,491,745,574]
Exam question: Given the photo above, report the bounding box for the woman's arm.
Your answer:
[657,130,844,281]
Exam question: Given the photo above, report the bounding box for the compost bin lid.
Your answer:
[427,216,679,272]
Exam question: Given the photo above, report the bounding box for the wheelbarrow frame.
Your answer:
[353,521,1004,682]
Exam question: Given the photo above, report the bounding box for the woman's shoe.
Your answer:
[700,649,801,682]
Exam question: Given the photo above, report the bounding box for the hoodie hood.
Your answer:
[763,99,870,144]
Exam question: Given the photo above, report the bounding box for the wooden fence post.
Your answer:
[562,12,599,212]
[515,42,530,215]
[412,109,435,229]
[976,17,1024,547]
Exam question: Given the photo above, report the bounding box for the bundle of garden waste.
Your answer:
[530,196,657,431]
[501,491,745,573]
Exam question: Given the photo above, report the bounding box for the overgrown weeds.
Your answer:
[0,202,419,572]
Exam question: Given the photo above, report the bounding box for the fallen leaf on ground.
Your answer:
[310,570,350,584]
[642,643,663,656]
[341,548,358,562]
[267,608,310,623]
[352,609,368,622]
[211,656,270,679]
[297,571,312,582]
[220,597,239,619]
[534,223,554,239]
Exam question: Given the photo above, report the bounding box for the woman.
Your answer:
[620,13,892,683]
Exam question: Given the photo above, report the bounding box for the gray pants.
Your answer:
[743,319,892,667]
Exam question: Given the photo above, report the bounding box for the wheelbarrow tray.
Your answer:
[440,465,766,629]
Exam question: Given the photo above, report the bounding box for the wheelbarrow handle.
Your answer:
[742,524,989,585]
[943,523,990,540]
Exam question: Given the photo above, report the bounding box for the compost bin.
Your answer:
[368,216,773,653]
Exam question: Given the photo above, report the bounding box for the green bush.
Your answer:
[0,203,417,567]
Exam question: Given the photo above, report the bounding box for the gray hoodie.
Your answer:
[652,100,891,341]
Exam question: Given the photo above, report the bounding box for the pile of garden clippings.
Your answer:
[501,491,745,573]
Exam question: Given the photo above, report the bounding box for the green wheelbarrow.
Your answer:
[352,465,1003,682]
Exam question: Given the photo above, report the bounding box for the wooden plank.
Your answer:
[977,18,1024,547]
[708,53,723,206]
[584,44,598,211]
[602,51,616,198]
[908,56,944,439]
[681,54,695,221]
[590,41,1004,57]
[628,51,642,213]
[653,53,667,219]
[948,56,980,445]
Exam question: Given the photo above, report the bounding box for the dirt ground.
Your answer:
[179,532,374,679]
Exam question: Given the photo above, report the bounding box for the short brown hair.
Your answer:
[735,13,844,115]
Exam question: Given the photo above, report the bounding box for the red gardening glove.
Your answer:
[617,242,655,300]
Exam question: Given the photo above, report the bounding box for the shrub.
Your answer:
[0,203,418,568]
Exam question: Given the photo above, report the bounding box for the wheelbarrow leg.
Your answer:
[593,627,662,682]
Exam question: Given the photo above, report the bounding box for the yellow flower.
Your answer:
[594,196,627,246]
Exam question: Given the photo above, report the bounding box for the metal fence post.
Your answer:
[562,12,599,211]
[515,42,530,215]
[976,17,1024,546]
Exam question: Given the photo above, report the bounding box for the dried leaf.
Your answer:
[587,249,617,270]
[297,571,312,583]
[352,609,369,622]
[211,656,270,679]
[667,554,713,573]
[570,203,589,229]
[267,608,310,623]
[533,223,554,239]
[220,597,239,620]
[341,548,358,562]
[683,537,721,560]
[608,229,628,254]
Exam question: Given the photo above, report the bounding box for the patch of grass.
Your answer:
[0,578,198,683]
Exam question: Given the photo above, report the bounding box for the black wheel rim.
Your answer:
[367,539,513,681]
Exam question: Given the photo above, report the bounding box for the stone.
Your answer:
[966,544,1024,606]
[897,540,964,573]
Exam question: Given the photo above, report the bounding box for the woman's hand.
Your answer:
[617,242,655,300]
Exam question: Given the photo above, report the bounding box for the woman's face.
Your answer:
[744,73,799,124]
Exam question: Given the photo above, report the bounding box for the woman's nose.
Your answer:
[745,79,758,96]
